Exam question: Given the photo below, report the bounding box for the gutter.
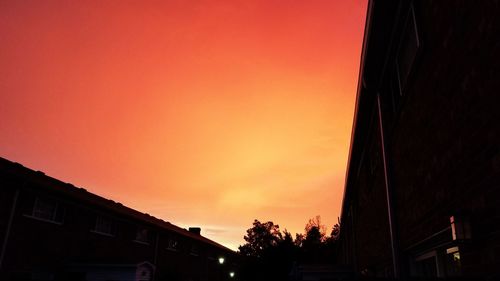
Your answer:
[339,0,374,226]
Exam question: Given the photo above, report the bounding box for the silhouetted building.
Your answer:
[0,157,237,281]
[338,0,500,279]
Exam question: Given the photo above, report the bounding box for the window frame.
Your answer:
[91,215,116,237]
[190,243,200,256]
[134,227,151,245]
[26,197,65,225]
[166,237,180,252]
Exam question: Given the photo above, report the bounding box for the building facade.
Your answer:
[338,0,500,279]
[0,157,237,281]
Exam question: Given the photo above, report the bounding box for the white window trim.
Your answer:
[24,214,63,225]
[27,197,64,224]
[91,216,115,237]
[90,229,115,237]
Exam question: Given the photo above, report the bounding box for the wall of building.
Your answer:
[390,0,500,277]
[0,159,237,281]
[339,0,500,279]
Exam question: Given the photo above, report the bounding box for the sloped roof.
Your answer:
[339,0,400,226]
[0,156,234,253]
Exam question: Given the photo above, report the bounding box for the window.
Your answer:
[31,197,64,224]
[412,247,462,278]
[167,238,179,251]
[93,216,115,236]
[396,4,420,92]
[445,247,461,276]
[135,228,151,244]
[414,252,438,277]
[190,243,199,256]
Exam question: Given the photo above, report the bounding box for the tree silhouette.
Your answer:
[294,233,303,247]
[238,220,292,280]
[304,215,327,242]
[302,218,324,262]
[330,222,340,241]
[238,217,340,280]
[303,225,322,247]
[238,219,282,258]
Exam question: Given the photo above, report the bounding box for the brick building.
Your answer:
[338,0,500,279]
[0,157,237,281]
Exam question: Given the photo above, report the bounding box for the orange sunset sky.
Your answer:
[0,0,367,250]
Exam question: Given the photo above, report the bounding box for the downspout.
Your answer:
[377,93,401,278]
[0,188,21,271]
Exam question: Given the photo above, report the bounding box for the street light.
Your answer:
[217,257,225,281]
[229,272,235,278]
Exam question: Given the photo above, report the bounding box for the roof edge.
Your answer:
[339,0,374,225]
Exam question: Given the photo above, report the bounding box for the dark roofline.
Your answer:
[0,156,234,253]
[339,0,374,225]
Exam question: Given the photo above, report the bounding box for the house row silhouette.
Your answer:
[0,157,237,281]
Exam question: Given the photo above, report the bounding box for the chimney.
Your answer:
[189,227,201,235]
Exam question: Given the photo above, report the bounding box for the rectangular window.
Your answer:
[445,247,461,276]
[31,197,64,224]
[190,243,199,256]
[135,228,151,244]
[415,256,437,277]
[93,216,115,236]
[396,4,420,92]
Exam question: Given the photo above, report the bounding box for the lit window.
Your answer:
[445,246,462,276]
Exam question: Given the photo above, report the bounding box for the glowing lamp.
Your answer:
[229,272,235,278]
[218,257,225,264]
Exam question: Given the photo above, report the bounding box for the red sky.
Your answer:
[0,0,367,249]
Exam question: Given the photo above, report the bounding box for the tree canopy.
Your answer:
[237,216,340,281]
[238,219,282,258]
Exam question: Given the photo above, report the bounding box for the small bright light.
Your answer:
[229,272,235,278]
[218,257,225,264]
